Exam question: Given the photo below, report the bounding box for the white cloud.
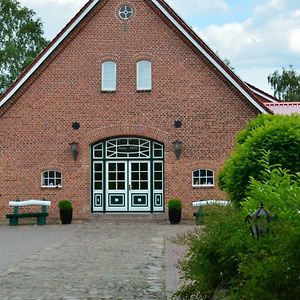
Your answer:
[254,0,284,14]
[196,20,262,58]
[289,29,300,54]
[291,9,300,17]
[166,0,229,16]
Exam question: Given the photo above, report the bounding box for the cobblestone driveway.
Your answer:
[0,222,193,300]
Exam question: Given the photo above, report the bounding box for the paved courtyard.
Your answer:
[0,221,194,299]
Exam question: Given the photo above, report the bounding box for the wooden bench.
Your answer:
[6,200,51,226]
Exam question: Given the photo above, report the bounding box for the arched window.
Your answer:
[102,61,117,91]
[136,60,152,91]
[41,171,62,188]
[192,169,214,187]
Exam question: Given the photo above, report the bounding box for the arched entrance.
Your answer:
[91,137,164,213]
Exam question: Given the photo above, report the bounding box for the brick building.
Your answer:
[0,0,271,220]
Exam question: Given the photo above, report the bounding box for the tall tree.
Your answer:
[268,65,300,102]
[0,0,48,93]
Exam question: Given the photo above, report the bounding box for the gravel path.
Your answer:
[0,222,194,300]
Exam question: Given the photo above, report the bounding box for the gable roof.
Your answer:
[246,83,278,103]
[0,0,270,114]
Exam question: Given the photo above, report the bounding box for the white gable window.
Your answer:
[192,169,214,187]
[102,61,116,91]
[137,60,152,91]
[41,171,62,188]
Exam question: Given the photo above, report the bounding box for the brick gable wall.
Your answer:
[0,0,258,219]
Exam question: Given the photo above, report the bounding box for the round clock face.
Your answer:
[119,5,133,20]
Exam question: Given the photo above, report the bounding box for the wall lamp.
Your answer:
[172,140,182,160]
[69,142,79,161]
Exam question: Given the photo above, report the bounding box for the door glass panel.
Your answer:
[108,162,126,191]
[109,182,116,189]
[132,181,139,190]
[140,181,148,189]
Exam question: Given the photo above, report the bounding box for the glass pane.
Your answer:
[118,182,125,190]
[140,181,148,189]
[109,164,116,171]
[200,178,206,185]
[118,164,125,171]
[94,150,102,158]
[193,170,200,177]
[109,182,116,189]
[42,178,48,186]
[154,172,162,180]
[207,178,214,185]
[132,182,139,190]
[95,173,102,181]
[49,179,55,186]
[131,164,139,171]
[95,144,102,150]
[95,164,102,172]
[154,163,162,171]
[140,172,148,180]
[154,150,162,157]
[140,163,148,172]
[118,172,125,181]
[207,170,213,177]
[193,178,199,186]
[56,172,61,179]
[109,173,116,180]
[154,182,162,190]
[129,139,139,145]
[95,182,102,190]
[49,171,55,178]
[56,179,62,186]
[200,170,206,177]
[131,172,139,180]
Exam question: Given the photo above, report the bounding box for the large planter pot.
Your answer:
[168,208,181,224]
[59,208,73,224]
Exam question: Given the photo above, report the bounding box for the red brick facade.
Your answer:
[0,0,263,219]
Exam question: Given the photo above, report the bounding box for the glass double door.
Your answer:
[106,161,150,212]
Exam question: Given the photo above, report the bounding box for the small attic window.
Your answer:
[119,5,133,20]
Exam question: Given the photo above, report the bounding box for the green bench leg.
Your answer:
[37,216,46,225]
[194,207,205,225]
[9,217,19,226]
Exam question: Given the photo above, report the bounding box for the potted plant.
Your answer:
[168,198,182,224]
[58,199,73,224]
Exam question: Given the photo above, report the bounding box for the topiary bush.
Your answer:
[167,198,182,210]
[219,114,300,205]
[58,199,72,210]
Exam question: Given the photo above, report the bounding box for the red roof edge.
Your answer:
[246,82,280,102]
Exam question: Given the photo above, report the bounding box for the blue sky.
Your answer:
[19,0,300,94]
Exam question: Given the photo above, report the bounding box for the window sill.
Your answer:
[101,90,116,93]
[136,89,151,93]
[192,185,214,189]
[41,186,62,189]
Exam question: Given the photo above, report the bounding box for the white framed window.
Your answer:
[136,60,152,91]
[192,169,214,187]
[41,171,62,188]
[102,61,116,91]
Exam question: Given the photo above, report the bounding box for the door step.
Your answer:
[90,213,166,223]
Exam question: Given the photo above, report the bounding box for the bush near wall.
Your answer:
[218,114,300,206]
[177,159,300,300]
[176,160,300,299]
